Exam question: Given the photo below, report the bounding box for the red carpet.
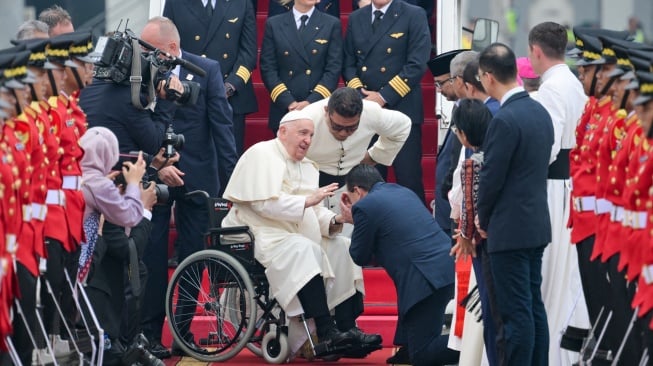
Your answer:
[163,347,396,365]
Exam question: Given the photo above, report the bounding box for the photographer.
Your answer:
[79,56,185,155]
[79,127,173,365]
[138,17,237,358]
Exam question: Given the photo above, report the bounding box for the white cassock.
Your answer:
[534,63,590,365]
[222,138,365,318]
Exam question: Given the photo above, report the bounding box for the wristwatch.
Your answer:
[330,215,342,226]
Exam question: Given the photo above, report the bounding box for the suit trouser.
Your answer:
[142,194,208,342]
[472,242,500,366]
[489,245,549,366]
[401,283,454,366]
[232,113,246,156]
[376,123,425,203]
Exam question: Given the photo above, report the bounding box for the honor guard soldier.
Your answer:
[0,51,40,366]
[259,0,343,133]
[164,0,257,155]
[0,68,20,358]
[343,0,431,202]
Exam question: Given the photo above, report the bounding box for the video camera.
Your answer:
[92,22,202,106]
[112,152,170,205]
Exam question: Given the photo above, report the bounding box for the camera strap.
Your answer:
[129,38,156,111]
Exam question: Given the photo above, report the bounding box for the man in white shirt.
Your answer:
[303,87,411,214]
[528,21,590,365]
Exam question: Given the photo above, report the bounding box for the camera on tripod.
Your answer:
[92,22,203,106]
[112,152,170,205]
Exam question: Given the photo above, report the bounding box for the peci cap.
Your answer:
[427,49,468,77]
[633,71,653,106]
[279,109,313,125]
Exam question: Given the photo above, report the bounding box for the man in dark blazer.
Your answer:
[163,0,257,156]
[343,0,431,203]
[138,17,238,358]
[259,2,342,132]
[340,164,455,366]
[427,49,465,238]
[476,43,553,366]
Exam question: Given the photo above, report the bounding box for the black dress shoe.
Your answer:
[386,346,411,364]
[319,327,355,347]
[146,341,171,359]
[345,326,382,345]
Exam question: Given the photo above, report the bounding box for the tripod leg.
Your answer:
[611,307,639,366]
[4,336,23,366]
[63,270,97,364]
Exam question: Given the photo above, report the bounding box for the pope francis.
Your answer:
[221,109,382,349]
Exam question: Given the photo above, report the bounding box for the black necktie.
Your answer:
[299,15,309,32]
[372,10,383,33]
[205,0,213,17]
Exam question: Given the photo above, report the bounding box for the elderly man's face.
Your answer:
[278,119,314,161]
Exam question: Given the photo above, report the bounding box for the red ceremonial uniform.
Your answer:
[586,96,616,260]
[602,112,640,262]
[49,95,85,251]
[569,96,599,243]
[2,121,38,277]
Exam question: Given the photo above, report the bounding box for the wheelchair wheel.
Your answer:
[165,249,257,362]
[261,331,289,364]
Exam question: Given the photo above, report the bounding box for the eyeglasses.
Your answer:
[435,76,456,88]
[475,71,492,82]
[328,114,360,133]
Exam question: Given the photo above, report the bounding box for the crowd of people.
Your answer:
[430,21,653,366]
[0,1,652,366]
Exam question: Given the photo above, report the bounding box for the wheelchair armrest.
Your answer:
[208,226,255,243]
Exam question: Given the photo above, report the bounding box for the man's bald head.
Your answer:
[140,16,181,56]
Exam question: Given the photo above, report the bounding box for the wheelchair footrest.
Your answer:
[314,341,382,359]
[199,332,229,346]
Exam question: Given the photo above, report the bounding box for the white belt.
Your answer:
[31,203,48,221]
[22,204,32,222]
[643,264,653,285]
[6,234,17,254]
[62,175,82,190]
[595,198,613,214]
[573,196,596,212]
[610,206,624,222]
[46,189,66,206]
[624,210,647,229]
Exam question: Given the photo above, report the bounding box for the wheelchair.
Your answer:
[165,192,382,363]
[165,193,289,363]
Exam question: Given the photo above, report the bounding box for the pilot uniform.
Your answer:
[260,8,342,132]
[164,0,258,155]
[343,0,431,202]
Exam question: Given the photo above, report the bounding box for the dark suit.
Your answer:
[268,0,339,18]
[141,51,237,344]
[80,80,167,155]
[164,0,257,154]
[259,10,342,131]
[349,182,454,366]
[477,90,553,366]
[343,1,431,202]
[434,127,454,237]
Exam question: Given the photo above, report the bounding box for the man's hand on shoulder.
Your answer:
[361,88,385,107]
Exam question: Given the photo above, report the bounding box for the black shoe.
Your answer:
[171,336,204,356]
[345,326,382,345]
[386,346,411,364]
[146,340,171,359]
[319,327,355,347]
